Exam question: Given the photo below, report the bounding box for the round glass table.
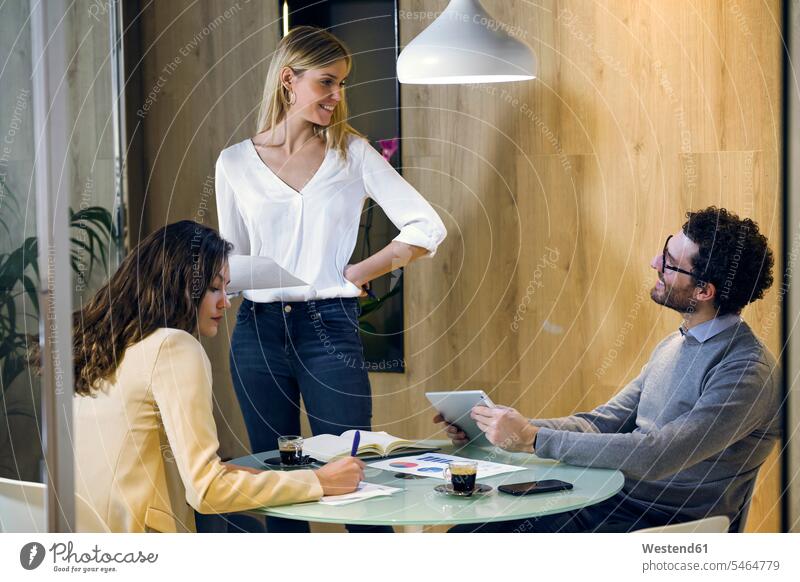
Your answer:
[230,441,624,529]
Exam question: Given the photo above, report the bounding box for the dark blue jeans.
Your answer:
[230,297,390,533]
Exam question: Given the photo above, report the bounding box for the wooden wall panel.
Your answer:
[396,0,783,532]
[131,0,281,460]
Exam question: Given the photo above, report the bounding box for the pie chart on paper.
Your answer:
[389,461,418,468]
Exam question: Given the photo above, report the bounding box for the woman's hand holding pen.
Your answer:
[314,457,365,495]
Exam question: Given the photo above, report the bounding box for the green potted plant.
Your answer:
[0,176,116,390]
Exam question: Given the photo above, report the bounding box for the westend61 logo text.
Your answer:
[23,541,158,574]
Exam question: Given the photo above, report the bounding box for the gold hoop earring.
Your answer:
[288,90,296,106]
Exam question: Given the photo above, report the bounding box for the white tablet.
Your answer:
[426,390,496,444]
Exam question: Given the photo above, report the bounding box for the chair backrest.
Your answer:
[636,515,731,533]
[0,476,46,533]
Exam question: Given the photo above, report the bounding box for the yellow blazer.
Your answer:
[73,328,322,532]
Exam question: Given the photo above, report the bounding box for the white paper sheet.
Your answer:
[318,482,402,506]
[227,255,308,292]
[368,453,526,479]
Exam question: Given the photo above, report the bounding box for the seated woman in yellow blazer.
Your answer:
[72,221,363,532]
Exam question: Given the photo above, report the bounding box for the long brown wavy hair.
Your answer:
[72,221,232,395]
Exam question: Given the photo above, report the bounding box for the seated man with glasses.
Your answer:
[439,207,781,532]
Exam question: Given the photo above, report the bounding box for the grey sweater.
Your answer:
[533,321,782,522]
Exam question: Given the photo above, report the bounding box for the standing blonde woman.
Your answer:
[215,26,446,532]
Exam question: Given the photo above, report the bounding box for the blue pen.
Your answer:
[350,430,361,457]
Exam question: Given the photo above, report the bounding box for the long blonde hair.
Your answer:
[256,26,362,159]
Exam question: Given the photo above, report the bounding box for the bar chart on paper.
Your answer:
[370,453,526,479]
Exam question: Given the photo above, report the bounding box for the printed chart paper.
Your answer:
[368,453,526,479]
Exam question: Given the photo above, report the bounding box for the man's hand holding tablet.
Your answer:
[470,405,539,453]
[432,412,470,446]
[430,390,539,452]
[428,390,496,446]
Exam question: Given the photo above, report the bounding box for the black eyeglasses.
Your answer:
[662,235,706,285]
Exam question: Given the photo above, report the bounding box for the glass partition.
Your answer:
[0,0,39,485]
[0,0,123,532]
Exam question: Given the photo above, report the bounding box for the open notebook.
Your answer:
[303,430,436,462]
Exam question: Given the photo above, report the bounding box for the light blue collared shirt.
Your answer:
[680,313,742,343]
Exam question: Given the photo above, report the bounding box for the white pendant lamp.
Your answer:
[397,0,537,84]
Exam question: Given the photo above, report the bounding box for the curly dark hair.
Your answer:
[72,220,232,395]
[682,206,774,315]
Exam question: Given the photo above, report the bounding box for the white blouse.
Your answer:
[215,135,446,302]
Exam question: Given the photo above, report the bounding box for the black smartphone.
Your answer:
[498,480,573,496]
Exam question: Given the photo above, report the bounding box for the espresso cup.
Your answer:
[277,435,303,465]
[443,460,478,495]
